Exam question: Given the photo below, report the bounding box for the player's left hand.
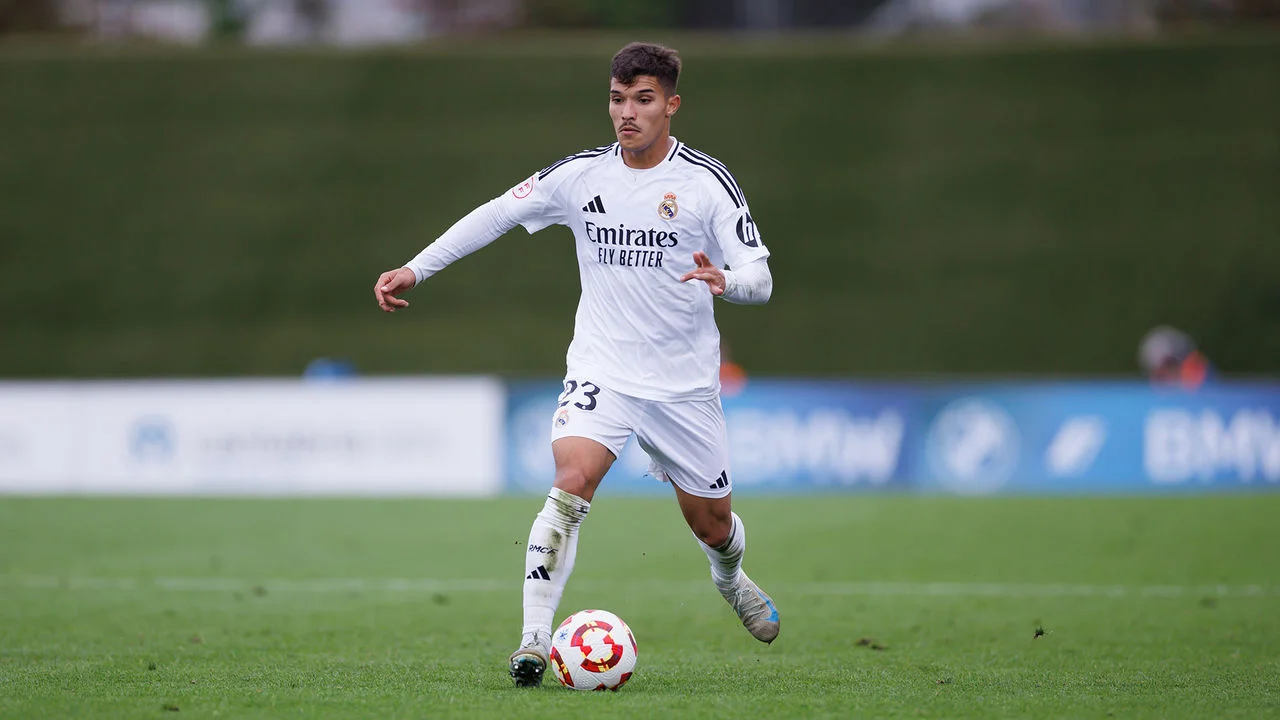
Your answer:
[680,251,725,296]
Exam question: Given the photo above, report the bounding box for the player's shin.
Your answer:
[697,511,745,590]
[521,487,590,650]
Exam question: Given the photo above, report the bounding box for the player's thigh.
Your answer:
[549,378,638,455]
[551,437,616,501]
[635,396,733,499]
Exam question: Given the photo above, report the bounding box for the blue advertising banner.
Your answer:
[506,380,916,495]
[505,379,1280,495]
[912,382,1280,494]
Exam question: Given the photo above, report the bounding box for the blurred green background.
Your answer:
[1,35,1277,379]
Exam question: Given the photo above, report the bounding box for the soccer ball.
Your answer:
[548,609,638,691]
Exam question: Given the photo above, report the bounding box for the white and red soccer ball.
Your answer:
[549,609,637,691]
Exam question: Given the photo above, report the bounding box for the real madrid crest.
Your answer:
[658,192,678,220]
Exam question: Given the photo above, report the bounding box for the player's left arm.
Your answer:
[681,173,772,305]
[680,252,772,305]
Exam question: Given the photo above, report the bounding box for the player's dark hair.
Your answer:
[611,42,681,97]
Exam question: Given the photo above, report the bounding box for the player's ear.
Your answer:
[666,94,680,118]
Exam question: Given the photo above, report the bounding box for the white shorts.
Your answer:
[549,378,733,499]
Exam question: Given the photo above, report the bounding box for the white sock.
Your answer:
[698,511,745,590]
[521,487,590,647]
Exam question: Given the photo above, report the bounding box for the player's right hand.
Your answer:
[374,268,415,312]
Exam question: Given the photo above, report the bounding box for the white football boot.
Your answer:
[719,571,780,644]
[508,631,550,687]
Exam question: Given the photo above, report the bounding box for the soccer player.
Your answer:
[373,42,779,687]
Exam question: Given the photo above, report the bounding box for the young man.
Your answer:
[374,42,778,687]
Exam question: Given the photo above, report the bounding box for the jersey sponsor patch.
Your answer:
[511,174,536,199]
[736,211,759,247]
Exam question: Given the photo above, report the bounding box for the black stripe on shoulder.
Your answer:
[682,147,745,205]
[537,144,616,180]
[683,146,733,174]
[677,150,745,208]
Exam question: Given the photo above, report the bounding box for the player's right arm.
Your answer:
[372,164,572,313]
[374,267,416,312]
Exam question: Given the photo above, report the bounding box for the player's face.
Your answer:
[609,76,679,154]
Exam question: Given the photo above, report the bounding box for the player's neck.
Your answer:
[621,135,673,170]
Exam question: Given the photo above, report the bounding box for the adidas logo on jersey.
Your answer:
[708,471,729,490]
[581,195,607,214]
[526,565,551,581]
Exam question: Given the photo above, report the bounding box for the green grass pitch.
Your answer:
[2,494,1278,718]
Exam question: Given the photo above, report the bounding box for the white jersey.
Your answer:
[496,138,770,402]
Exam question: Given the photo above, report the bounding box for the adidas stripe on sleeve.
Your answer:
[676,146,769,272]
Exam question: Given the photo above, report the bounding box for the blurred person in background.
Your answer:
[295,0,329,40]
[95,0,134,37]
[1139,325,1214,390]
[719,339,748,397]
[373,41,778,687]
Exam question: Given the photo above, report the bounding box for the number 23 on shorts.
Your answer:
[558,380,601,411]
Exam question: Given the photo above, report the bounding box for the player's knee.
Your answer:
[691,512,732,548]
[553,466,596,500]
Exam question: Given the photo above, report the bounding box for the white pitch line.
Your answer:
[789,582,1274,598]
[0,576,1276,598]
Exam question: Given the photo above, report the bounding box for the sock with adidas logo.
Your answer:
[697,511,745,591]
[521,487,591,645]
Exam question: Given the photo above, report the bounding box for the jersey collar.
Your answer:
[614,137,682,172]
